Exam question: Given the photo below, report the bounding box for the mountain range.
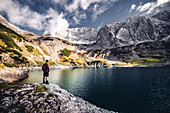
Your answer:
[86,8,170,62]
[0,8,170,67]
[44,27,98,45]
[92,9,170,49]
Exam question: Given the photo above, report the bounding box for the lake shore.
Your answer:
[0,62,169,83]
[0,68,28,83]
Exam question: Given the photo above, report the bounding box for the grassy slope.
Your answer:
[0,23,44,68]
[0,23,29,67]
[0,24,89,68]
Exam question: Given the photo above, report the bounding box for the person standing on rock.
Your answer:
[42,60,50,84]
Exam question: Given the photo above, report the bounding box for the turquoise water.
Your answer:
[21,67,170,113]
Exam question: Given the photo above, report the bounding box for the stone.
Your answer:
[0,83,115,113]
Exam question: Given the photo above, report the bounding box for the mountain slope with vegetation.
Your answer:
[0,22,104,69]
[0,23,29,67]
[1,9,170,70]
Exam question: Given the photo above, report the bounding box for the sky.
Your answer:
[0,0,170,36]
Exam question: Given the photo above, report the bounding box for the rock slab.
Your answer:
[0,83,115,113]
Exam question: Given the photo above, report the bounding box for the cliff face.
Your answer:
[87,40,170,62]
[86,9,170,62]
[92,9,170,49]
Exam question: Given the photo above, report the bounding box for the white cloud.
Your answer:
[131,4,136,10]
[65,0,117,12]
[80,0,102,10]
[70,10,87,25]
[91,0,118,22]
[65,0,79,13]
[129,4,136,13]
[93,4,99,12]
[92,5,108,22]
[0,0,119,35]
[136,0,170,14]
[157,0,170,6]
[97,22,104,30]
[0,0,44,30]
[51,0,118,24]
[0,0,69,36]
[51,0,67,4]
[136,2,153,12]
[65,0,102,12]
[73,16,80,24]
[43,9,69,36]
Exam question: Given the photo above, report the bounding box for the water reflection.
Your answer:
[21,67,170,113]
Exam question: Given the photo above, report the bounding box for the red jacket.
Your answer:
[42,63,50,72]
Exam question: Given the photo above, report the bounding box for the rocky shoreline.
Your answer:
[0,83,115,113]
[0,68,28,83]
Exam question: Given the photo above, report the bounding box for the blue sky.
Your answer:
[0,0,170,35]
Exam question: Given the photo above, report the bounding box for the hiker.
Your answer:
[42,60,50,84]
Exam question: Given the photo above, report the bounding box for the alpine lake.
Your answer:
[21,66,170,113]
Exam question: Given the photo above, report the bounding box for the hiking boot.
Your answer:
[46,81,49,84]
[43,81,46,84]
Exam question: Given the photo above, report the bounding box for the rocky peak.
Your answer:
[93,9,170,49]
[152,8,170,22]
[46,27,98,45]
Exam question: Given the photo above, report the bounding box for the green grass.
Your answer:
[35,85,49,92]
[0,83,21,90]
[60,48,71,57]
[3,62,15,67]
[0,23,24,51]
[34,60,44,66]
[25,45,34,52]
[0,45,29,65]
[48,61,56,66]
[11,56,29,64]
[144,58,160,62]
[0,23,26,41]
[12,50,22,57]
[0,23,30,66]
[123,57,166,66]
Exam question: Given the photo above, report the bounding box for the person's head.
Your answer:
[46,60,48,63]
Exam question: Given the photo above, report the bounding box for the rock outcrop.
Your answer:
[0,83,115,113]
[92,9,170,49]
[0,68,28,83]
[86,9,170,62]
[87,40,170,61]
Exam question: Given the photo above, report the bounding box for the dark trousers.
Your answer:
[43,72,49,82]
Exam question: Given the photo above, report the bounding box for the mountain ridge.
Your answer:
[0,9,170,69]
[0,15,35,35]
[92,9,170,49]
[44,27,98,44]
